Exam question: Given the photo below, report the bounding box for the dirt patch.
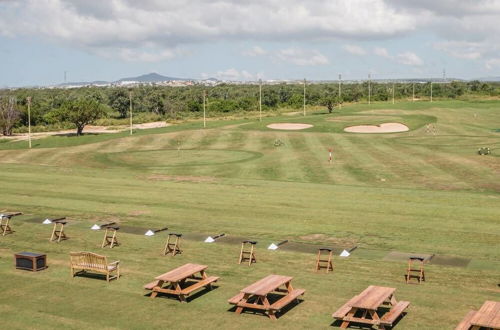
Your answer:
[299,233,357,247]
[383,251,434,262]
[267,123,313,130]
[146,174,216,183]
[344,122,409,133]
[4,121,170,141]
[128,210,150,216]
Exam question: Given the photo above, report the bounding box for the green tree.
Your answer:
[0,97,20,136]
[60,98,106,135]
[108,89,130,118]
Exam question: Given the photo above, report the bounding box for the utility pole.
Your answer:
[203,90,206,128]
[368,73,371,105]
[259,79,262,122]
[338,74,342,109]
[303,78,306,116]
[392,82,395,104]
[129,90,133,135]
[430,82,433,102]
[27,96,32,149]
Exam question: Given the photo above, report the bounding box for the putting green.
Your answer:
[99,149,262,168]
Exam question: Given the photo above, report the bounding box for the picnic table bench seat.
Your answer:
[144,280,160,290]
[332,295,360,319]
[454,310,477,330]
[180,276,219,295]
[270,289,305,311]
[380,300,410,327]
[228,292,245,305]
[70,251,120,282]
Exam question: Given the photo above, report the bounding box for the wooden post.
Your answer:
[259,79,262,121]
[27,97,32,149]
[303,78,306,116]
[129,90,133,135]
[203,90,206,128]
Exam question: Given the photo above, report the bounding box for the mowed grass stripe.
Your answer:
[334,134,393,184]
[286,132,331,183]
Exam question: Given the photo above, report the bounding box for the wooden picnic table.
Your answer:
[469,301,500,330]
[144,263,219,302]
[228,274,305,320]
[333,285,410,329]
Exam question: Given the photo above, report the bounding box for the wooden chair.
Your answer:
[238,240,257,265]
[163,233,182,256]
[316,248,334,272]
[1,215,13,236]
[69,251,120,282]
[50,219,68,243]
[0,212,21,236]
[406,257,425,283]
[101,226,120,248]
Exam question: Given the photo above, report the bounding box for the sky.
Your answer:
[1,0,500,87]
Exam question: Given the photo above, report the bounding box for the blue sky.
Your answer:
[1,0,500,87]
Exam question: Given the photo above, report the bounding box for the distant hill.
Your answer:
[117,72,189,82]
[476,76,500,82]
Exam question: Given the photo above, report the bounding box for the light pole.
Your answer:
[259,79,262,122]
[303,78,306,116]
[368,73,371,105]
[27,96,32,149]
[203,90,206,128]
[430,82,433,102]
[392,82,395,104]
[338,74,342,109]
[129,90,133,135]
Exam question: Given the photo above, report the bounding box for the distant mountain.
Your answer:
[476,76,500,82]
[59,81,109,87]
[117,72,189,82]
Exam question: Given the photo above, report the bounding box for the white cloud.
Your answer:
[0,0,416,61]
[201,68,262,81]
[485,58,500,70]
[275,48,329,66]
[373,47,423,66]
[433,41,485,60]
[395,52,423,66]
[242,46,268,57]
[373,47,390,58]
[342,44,366,56]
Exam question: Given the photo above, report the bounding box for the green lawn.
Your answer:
[0,100,499,329]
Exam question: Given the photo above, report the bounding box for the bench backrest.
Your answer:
[70,252,108,270]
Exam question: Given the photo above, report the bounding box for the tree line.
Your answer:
[1,80,498,136]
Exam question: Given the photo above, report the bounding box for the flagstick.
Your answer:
[27,96,32,149]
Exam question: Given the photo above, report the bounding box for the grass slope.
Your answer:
[0,100,499,329]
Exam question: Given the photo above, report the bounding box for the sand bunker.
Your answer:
[344,122,409,133]
[267,123,313,130]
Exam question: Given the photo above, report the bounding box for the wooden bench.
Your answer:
[380,301,410,328]
[181,276,219,295]
[144,280,160,290]
[332,295,359,319]
[228,292,245,305]
[270,289,305,311]
[455,310,476,330]
[70,252,120,282]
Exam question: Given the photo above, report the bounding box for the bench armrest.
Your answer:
[109,260,120,266]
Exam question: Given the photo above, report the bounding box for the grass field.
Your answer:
[0,100,499,329]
